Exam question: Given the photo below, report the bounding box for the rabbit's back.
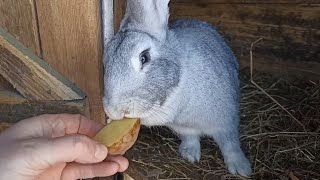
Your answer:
[169,19,240,101]
[170,19,239,73]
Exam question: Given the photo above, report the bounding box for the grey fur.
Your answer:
[103,0,251,177]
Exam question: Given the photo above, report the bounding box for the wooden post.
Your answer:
[36,0,106,123]
[0,91,89,124]
[0,0,42,90]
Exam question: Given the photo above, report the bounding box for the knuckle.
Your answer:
[72,114,83,120]
[72,135,91,153]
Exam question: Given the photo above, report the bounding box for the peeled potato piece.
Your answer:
[94,118,141,155]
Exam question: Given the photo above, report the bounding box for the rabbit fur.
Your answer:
[102,0,252,177]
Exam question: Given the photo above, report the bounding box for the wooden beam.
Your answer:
[0,27,86,101]
[0,75,13,91]
[0,91,89,124]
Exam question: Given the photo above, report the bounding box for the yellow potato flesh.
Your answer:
[94,118,140,155]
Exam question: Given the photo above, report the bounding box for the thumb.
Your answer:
[40,135,108,165]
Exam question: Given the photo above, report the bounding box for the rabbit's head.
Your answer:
[103,0,180,121]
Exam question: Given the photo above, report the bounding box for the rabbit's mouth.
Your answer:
[123,109,138,119]
[103,99,151,120]
[122,101,150,119]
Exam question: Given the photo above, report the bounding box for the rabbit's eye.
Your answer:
[140,50,150,66]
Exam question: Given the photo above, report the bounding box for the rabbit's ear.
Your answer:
[120,0,170,41]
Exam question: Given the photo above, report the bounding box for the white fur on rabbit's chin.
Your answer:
[106,118,112,124]
[139,88,182,127]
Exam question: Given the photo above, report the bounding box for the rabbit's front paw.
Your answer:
[179,139,201,163]
[225,153,252,177]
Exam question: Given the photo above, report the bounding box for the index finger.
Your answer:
[46,114,105,138]
[11,114,105,138]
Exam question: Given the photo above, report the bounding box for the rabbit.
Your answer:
[102,0,252,177]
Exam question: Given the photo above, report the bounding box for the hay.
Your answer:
[127,69,320,180]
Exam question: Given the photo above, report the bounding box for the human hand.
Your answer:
[0,114,129,180]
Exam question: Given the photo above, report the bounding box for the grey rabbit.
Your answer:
[102,0,251,176]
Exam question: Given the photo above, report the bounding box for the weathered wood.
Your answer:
[0,0,40,56]
[240,52,320,80]
[0,91,89,124]
[0,0,41,90]
[0,27,86,101]
[36,0,105,123]
[0,75,13,91]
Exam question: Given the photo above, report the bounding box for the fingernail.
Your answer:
[95,144,107,159]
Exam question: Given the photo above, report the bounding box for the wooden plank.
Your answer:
[169,1,320,79]
[0,27,86,101]
[0,91,89,124]
[0,75,13,91]
[0,0,41,56]
[169,2,320,59]
[0,0,41,90]
[239,53,320,80]
[36,0,105,123]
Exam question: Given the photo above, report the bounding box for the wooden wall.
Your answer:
[0,0,40,91]
[169,0,320,79]
[0,0,40,55]
[0,0,105,123]
[114,0,320,80]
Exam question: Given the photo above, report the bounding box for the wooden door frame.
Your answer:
[0,26,89,124]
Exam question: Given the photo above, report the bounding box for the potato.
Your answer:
[93,118,141,155]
